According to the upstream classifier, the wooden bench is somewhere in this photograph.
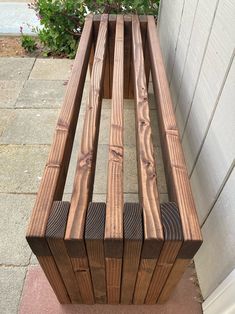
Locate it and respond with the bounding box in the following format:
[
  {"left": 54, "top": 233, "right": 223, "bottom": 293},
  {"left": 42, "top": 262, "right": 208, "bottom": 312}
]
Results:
[{"left": 26, "top": 14, "right": 202, "bottom": 305}]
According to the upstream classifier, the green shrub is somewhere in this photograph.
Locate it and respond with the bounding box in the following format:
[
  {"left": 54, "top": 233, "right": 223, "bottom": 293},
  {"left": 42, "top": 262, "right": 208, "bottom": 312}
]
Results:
[
  {"left": 20, "top": 27, "right": 37, "bottom": 52},
  {"left": 29, "top": 0, "right": 160, "bottom": 58}
]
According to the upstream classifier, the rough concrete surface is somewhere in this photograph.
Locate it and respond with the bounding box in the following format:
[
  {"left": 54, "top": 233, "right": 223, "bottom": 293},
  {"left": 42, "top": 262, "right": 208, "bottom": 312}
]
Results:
[
  {"left": 0, "top": 267, "right": 26, "bottom": 314},
  {"left": 0, "top": 193, "right": 35, "bottom": 265}
]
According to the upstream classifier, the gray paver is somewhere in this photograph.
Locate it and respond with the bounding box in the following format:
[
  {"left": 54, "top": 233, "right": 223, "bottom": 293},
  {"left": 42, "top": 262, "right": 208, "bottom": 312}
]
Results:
[
  {"left": 0, "top": 266, "right": 26, "bottom": 314},
  {"left": 0, "top": 109, "right": 59, "bottom": 144},
  {"left": 29, "top": 59, "right": 73, "bottom": 81},
  {"left": 0, "top": 145, "right": 49, "bottom": 193},
  {"left": 0, "top": 193, "right": 35, "bottom": 265},
  {"left": 0, "top": 81, "right": 24, "bottom": 108},
  {"left": 0, "top": 109, "right": 15, "bottom": 135},
  {"left": 16, "top": 80, "right": 67, "bottom": 109},
  {"left": 0, "top": 58, "right": 35, "bottom": 81}
]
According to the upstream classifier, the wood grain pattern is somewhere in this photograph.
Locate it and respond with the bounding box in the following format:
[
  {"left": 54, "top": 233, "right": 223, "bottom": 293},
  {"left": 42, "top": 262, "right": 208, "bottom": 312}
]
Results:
[
  {"left": 133, "top": 258, "right": 157, "bottom": 304},
  {"left": 85, "top": 202, "right": 106, "bottom": 304},
  {"left": 108, "top": 15, "right": 117, "bottom": 98},
  {"left": 105, "top": 258, "right": 122, "bottom": 304},
  {"left": 139, "top": 15, "right": 150, "bottom": 88},
  {"left": 89, "top": 15, "right": 100, "bottom": 76},
  {"left": 124, "top": 15, "right": 132, "bottom": 99},
  {"left": 64, "top": 14, "right": 108, "bottom": 304},
  {"left": 37, "top": 255, "right": 70, "bottom": 304},
  {"left": 65, "top": 13, "right": 108, "bottom": 249},
  {"left": 131, "top": 16, "right": 163, "bottom": 304},
  {"left": 121, "top": 203, "right": 143, "bottom": 304},
  {"left": 70, "top": 257, "right": 95, "bottom": 304},
  {"left": 158, "top": 258, "right": 190, "bottom": 303},
  {"left": 147, "top": 15, "right": 202, "bottom": 256},
  {"left": 104, "top": 15, "right": 124, "bottom": 304},
  {"left": 145, "top": 202, "right": 183, "bottom": 304},
  {"left": 26, "top": 15, "right": 93, "bottom": 304},
  {"left": 132, "top": 14, "right": 163, "bottom": 258},
  {"left": 46, "top": 201, "right": 82, "bottom": 303},
  {"left": 26, "top": 13, "right": 93, "bottom": 249}
]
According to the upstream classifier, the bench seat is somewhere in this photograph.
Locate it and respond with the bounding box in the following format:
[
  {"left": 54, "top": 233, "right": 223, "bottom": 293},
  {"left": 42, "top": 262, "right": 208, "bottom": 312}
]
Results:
[{"left": 26, "top": 14, "right": 202, "bottom": 305}]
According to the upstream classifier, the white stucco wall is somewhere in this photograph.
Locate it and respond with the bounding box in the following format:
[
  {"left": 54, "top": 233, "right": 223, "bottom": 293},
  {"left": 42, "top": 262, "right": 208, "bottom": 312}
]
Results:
[{"left": 157, "top": 0, "right": 235, "bottom": 300}]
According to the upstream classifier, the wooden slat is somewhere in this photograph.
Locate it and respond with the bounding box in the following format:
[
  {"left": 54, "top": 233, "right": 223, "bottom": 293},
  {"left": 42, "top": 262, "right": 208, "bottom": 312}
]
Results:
[
  {"left": 104, "top": 14, "right": 124, "bottom": 304},
  {"left": 158, "top": 258, "right": 190, "bottom": 303},
  {"left": 139, "top": 15, "right": 150, "bottom": 88},
  {"left": 37, "top": 255, "right": 70, "bottom": 303},
  {"left": 105, "top": 258, "right": 122, "bottom": 304},
  {"left": 103, "top": 15, "right": 110, "bottom": 98},
  {"left": 108, "top": 15, "right": 117, "bottom": 98},
  {"left": 133, "top": 258, "right": 157, "bottom": 304},
  {"left": 145, "top": 202, "right": 183, "bottom": 304},
  {"left": 131, "top": 16, "right": 163, "bottom": 301},
  {"left": 26, "top": 15, "right": 93, "bottom": 303},
  {"left": 147, "top": 15, "right": 202, "bottom": 256},
  {"left": 85, "top": 202, "right": 106, "bottom": 304},
  {"left": 89, "top": 15, "right": 100, "bottom": 76},
  {"left": 46, "top": 201, "right": 82, "bottom": 303},
  {"left": 26, "top": 13, "right": 93, "bottom": 249},
  {"left": 121, "top": 203, "right": 143, "bottom": 304},
  {"left": 65, "top": 14, "right": 108, "bottom": 304},
  {"left": 70, "top": 257, "right": 95, "bottom": 304},
  {"left": 124, "top": 15, "right": 132, "bottom": 99}
]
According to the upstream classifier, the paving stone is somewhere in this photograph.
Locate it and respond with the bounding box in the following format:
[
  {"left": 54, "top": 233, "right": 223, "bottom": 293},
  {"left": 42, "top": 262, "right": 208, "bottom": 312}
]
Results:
[
  {"left": 0, "top": 109, "right": 15, "bottom": 135},
  {"left": 0, "top": 109, "right": 59, "bottom": 144},
  {"left": 29, "top": 59, "right": 73, "bottom": 81},
  {"left": 0, "top": 80, "right": 24, "bottom": 108},
  {"left": 0, "top": 57, "right": 35, "bottom": 80},
  {"left": 19, "top": 265, "right": 202, "bottom": 314},
  {"left": 0, "top": 145, "right": 49, "bottom": 193},
  {"left": 16, "top": 80, "right": 67, "bottom": 109},
  {"left": 0, "top": 266, "right": 26, "bottom": 314},
  {"left": 0, "top": 193, "right": 35, "bottom": 265}
]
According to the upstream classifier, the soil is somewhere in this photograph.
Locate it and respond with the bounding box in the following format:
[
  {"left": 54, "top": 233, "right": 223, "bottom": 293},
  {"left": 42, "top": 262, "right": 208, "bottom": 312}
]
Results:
[{"left": 0, "top": 36, "right": 43, "bottom": 57}]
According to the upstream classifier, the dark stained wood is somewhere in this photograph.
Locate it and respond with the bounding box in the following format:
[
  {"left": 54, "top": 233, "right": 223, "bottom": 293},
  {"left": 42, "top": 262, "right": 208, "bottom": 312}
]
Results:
[
  {"left": 139, "top": 15, "right": 150, "bottom": 88},
  {"left": 133, "top": 258, "right": 157, "bottom": 304},
  {"left": 64, "top": 14, "right": 108, "bottom": 304},
  {"left": 108, "top": 15, "right": 117, "bottom": 98},
  {"left": 65, "top": 13, "right": 108, "bottom": 253},
  {"left": 103, "top": 15, "right": 110, "bottom": 98},
  {"left": 37, "top": 255, "right": 71, "bottom": 303},
  {"left": 89, "top": 15, "right": 100, "bottom": 76},
  {"left": 104, "top": 14, "right": 124, "bottom": 304},
  {"left": 124, "top": 15, "right": 132, "bottom": 99},
  {"left": 26, "top": 15, "right": 93, "bottom": 304},
  {"left": 26, "top": 15, "right": 202, "bottom": 305},
  {"left": 158, "top": 258, "right": 191, "bottom": 303},
  {"left": 70, "top": 257, "right": 95, "bottom": 304},
  {"left": 131, "top": 14, "right": 163, "bottom": 259},
  {"left": 85, "top": 202, "right": 106, "bottom": 304},
  {"left": 26, "top": 13, "right": 94, "bottom": 251},
  {"left": 105, "top": 258, "right": 122, "bottom": 304},
  {"left": 131, "top": 16, "right": 164, "bottom": 304},
  {"left": 46, "top": 201, "right": 82, "bottom": 303},
  {"left": 121, "top": 203, "right": 143, "bottom": 304},
  {"left": 147, "top": 15, "right": 202, "bottom": 254},
  {"left": 145, "top": 202, "right": 183, "bottom": 304}
]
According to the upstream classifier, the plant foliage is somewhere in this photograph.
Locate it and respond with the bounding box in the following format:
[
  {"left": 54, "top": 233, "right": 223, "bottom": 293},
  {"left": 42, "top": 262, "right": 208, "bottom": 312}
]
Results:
[{"left": 28, "top": 0, "right": 160, "bottom": 58}]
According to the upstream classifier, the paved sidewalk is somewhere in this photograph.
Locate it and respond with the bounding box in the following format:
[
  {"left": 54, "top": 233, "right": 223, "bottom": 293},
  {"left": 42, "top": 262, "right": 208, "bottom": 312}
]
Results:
[
  {"left": 0, "top": 57, "right": 202, "bottom": 314},
  {"left": 0, "top": 2, "right": 41, "bottom": 35}
]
